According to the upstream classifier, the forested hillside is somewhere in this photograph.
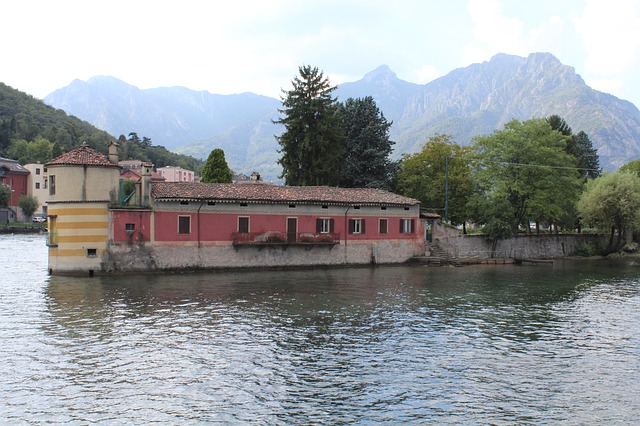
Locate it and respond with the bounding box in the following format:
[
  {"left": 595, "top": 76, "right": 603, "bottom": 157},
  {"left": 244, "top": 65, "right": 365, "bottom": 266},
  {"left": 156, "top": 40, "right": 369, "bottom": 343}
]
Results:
[{"left": 0, "top": 83, "right": 203, "bottom": 171}]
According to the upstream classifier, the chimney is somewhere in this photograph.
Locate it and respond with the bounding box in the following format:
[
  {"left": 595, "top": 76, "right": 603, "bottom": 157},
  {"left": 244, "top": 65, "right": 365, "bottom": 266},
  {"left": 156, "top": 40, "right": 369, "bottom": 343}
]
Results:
[
  {"left": 140, "top": 162, "right": 153, "bottom": 207},
  {"left": 108, "top": 141, "right": 119, "bottom": 164}
]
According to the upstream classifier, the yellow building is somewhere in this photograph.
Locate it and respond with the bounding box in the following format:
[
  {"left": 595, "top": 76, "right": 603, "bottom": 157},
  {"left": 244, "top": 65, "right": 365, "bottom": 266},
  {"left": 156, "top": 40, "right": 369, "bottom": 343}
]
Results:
[{"left": 46, "top": 142, "right": 120, "bottom": 275}]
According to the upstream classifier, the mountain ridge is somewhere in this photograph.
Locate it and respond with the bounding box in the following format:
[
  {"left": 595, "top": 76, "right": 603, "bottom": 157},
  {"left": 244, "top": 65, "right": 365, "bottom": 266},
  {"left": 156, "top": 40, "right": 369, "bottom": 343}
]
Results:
[{"left": 43, "top": 52, "right": 640, "bottom": 181}]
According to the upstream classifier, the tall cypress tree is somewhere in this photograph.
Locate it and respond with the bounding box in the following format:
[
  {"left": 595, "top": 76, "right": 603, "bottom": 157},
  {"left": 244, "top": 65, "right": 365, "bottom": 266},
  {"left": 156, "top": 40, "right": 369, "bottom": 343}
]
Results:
[
  {"left": 275, "top": 65, "right": 344, "bottom": 186},
  {"left": 201, "top": 148, "right": 233, "bottom": 183},
  {"left": 337, "top": 96, "right": 394, "bottom": 189}
]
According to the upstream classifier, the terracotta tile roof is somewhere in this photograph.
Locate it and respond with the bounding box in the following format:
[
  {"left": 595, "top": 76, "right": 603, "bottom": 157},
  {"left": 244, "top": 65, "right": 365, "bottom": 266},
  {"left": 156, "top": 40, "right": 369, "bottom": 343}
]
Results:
[
  {"left": 151, "top": 182, "right": 419, "bottom": 206},
  {"left": 46, "top": 144, "right": 119, "bottom": 167}
]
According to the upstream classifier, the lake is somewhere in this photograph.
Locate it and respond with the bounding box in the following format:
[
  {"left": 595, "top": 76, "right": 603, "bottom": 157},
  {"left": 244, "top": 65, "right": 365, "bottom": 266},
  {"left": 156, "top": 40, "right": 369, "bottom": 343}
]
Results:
[{"left": 1, "top": 233, "right": 639, "bottom": 424}]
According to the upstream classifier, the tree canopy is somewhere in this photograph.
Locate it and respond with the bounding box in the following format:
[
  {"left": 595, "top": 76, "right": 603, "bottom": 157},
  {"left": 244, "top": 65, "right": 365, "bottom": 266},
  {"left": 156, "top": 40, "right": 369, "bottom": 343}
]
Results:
[
  {"left": 0, "top": 185, "right": 10, "bottom": 208},
  {"left": 275, "top": 65, "right": 344, "bottom": 186},
  {"left": 18, "top": 194, "right": 39, "bottom": 219},
  {"left": 395, "top": 134, "right": 472, "bottom": 226},
  {"left": 577, "top": 171, "right": 640, "bottom": 254},
  {"left": 337, "top": 96, "right": 394, "bottom": 189},
  {"left": 469, "top": 118, "right": 582, "bottom": 234},
  {"left": 546, "top": 115, "right": 601, "bottom": 180},
  {"left": 201, "top": 148, "right": 233, "bottom": 183}
]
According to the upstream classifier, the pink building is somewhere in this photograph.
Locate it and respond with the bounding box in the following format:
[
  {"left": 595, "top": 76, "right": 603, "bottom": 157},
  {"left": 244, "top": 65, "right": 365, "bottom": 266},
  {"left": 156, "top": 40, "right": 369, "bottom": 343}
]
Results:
[
  {"left": 47, "top": 144, "right": 425, "bottom": 275},
  {"left": 156, "top": 166, "right": 195, "bottom": 182}
]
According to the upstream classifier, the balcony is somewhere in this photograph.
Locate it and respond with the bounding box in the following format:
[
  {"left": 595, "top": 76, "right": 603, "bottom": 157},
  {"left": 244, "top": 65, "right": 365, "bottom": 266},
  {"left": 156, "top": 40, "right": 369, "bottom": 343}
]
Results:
[{"left": 232, "top": 231, "right": 340, "bottom": 250}]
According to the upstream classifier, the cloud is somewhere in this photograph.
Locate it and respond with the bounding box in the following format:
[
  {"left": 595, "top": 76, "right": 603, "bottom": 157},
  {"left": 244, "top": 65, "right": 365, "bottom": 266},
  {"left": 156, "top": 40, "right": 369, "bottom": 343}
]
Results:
[
  {"left": 462, "top": 0, "right": 566, "bottom": 65},
  {"left": 587, "top": 78, "right": 628, "bottom": 98},
  {"left": 574, "top": 0, "right": 640, "bottom": 75}
]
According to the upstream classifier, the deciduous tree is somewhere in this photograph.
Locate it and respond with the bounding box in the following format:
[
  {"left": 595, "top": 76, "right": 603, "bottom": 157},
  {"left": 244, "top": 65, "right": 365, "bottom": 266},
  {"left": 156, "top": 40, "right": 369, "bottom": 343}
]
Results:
[
  {"left": 470, "top": 118, "right": 581, "bottom": 234},
  {"left": 0, "top": 185, "right": 10, "bottom": 208},
  {"left": 577, "top": 172, "right": 640, "bottom": 254},
  {"left": 395, "top": 134, "right": 473, "bottom": 228},
  {"left": 18, "top": 194, "right": 39, "bottom": 219},
  {"left": 275, "top": 65, "right": 344, "bottom": 186}
]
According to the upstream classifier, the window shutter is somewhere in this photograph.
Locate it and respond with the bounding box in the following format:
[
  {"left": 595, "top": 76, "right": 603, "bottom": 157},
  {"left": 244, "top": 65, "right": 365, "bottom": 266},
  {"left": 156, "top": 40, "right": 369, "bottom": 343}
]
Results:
[
  {"left": 399, "top": 219, "right": 403, "bottom": 233},
  {"left": 329, "top": 219, "right": 334, "bottom": 233},
  {"left": 348, "top": 219, "right": 355, "bottom": 234},
  {"left": 316, "top": 218, "right": 322, "bottom": 233},
  {"left": 410, "top": 219, "right": 415, "bottom": 233},
  {"left": 361, "top": 219, "right": 366, "bottom": 234}
]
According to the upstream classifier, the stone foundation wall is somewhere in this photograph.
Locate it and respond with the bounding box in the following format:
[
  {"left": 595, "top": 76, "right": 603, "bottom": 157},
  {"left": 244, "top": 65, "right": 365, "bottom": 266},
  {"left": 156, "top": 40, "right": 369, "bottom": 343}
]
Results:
[
  {"left": 102, "top": 239, "right": 423, "bottom": 273},
  {"left": 436, "top": 233, "right": 606, "bottom": 259}
]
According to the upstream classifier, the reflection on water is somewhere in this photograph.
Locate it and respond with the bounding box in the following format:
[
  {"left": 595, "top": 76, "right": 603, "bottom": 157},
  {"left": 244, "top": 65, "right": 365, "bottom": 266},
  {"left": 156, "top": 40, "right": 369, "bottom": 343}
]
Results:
[{"left": 2, "top": 234, "right": 640, "bottom": 424}]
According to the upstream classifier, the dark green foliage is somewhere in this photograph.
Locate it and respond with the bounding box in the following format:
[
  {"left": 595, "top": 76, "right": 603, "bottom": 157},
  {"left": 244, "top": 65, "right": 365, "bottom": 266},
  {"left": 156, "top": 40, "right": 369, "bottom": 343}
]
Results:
[
  {"left": 0, "top": 185, "right": 10, "bottom": 208},
  {"left": 571, "top": 130, "right": 601, "bottom": 179},
  {"left": 201, "top": 148, "right": 233, "bottom": 183},
  {"left": 470, "top": 118, "right": 582, "bottom": 234},
  {"left": 18, "top": 195, "right": 39, "bottom": 218},
  {"left": 547, "top": 115, "right": 601, "bottom": 180},
  {"left": 0, "top": 83, "right": 203, "bottom": 171},
  {"left": 395, "top": 134, "right": 473, "bottom": 226},
  {"left": 275, "top": 65, "right": 344, "bottom": 186},
  {"left": 546, "top": 114, "right": 572, "bottom": 136},
  {"left": 337, "top": 96, "right": 394, "bottom": 189}
]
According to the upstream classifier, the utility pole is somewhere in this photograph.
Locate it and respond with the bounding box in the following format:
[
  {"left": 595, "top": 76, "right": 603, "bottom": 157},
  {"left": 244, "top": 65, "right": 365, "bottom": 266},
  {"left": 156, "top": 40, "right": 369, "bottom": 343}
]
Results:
[{"left": 445, "top": 156, "right": 449, "bottom": 222}]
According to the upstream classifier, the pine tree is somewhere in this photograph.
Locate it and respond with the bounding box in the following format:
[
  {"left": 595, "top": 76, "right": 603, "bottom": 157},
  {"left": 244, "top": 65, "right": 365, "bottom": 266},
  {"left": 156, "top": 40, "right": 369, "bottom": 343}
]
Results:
[
  {"left": 337, "top": 96, "right": 394, "bottom": 189},
  {"left": 201, "top": 148, "right": 233, "bottom": 183},
  {"left": 275, "top": 65, "right": 344, "bottom": 186}
]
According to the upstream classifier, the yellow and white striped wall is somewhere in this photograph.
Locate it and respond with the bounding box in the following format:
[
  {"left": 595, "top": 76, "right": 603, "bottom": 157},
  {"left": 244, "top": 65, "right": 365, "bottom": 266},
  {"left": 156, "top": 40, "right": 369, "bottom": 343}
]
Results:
[{"left": 47, "top": 202, "right": 110, "bottom": 275}]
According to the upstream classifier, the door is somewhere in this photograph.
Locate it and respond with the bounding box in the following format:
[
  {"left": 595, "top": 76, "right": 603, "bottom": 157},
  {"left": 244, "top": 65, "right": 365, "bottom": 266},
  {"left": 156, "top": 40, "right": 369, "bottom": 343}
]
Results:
[{"left": 287, "top": 217, "right": 297, "bottom": 243}]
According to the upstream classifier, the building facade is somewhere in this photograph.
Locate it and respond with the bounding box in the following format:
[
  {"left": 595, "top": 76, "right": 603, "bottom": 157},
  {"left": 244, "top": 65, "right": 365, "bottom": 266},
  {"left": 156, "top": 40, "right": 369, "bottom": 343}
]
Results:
[
  {"left": 24, "top": 163, "right": 49, "bottom": 218},
  {"left": 156, "top": 166, "right": 195, "bottom": 182},
  {"left": 46, "top": 144, "right": 424, "bottom": 276},
  {"left": 0, "top": 157, "right": 30, "bottom": 222}
]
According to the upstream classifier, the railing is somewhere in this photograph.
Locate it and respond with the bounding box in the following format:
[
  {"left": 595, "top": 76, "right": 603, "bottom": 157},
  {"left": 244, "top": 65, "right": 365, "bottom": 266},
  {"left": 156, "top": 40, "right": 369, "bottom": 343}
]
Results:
[{"left": 232, "top": 231, "right": 340, "bottom": 246}]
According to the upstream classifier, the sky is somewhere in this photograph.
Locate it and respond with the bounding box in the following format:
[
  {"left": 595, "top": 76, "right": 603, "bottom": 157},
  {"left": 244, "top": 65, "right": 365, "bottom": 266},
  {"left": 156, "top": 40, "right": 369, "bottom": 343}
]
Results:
[{"left": 3, "top": 0, "right": 640, "bottom": 107}]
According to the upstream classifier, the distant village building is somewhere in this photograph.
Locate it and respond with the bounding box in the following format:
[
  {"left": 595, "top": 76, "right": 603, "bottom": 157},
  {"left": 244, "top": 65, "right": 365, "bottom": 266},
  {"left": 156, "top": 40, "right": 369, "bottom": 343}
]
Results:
[
  {"left": 24, "top": 163, "right": 50, "bottom": 218},
  {"left": 0, "top": 157, "right": 30, "bottom": 222},
  {"left": 156, "top": 166, "right": 195, "bottom": 182},
  {"left": 44, "top": 143, "right": 425, "bottom": 276}
]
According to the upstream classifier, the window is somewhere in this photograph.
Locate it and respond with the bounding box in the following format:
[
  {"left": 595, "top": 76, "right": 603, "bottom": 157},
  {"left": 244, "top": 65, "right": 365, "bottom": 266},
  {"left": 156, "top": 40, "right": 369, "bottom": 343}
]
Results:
[
  {"left": 178, "top": 216, "right": 191, "bottom": 234},
  {"left": 35, "top": 182, "right": 40, "bottom": 189},
  {"left": 125, "top": 223, "right": 135, "bottom": 231},
  {"left": 240, "top": 203, "right": 248, "bottom": 207},
  {"left": 380, "top": 206, "right": 387, "bottom": 211},
  {"left": 87, "top": 248, "right": 97, "bottom": 257},
  {"left": 238, "top": 217, "right": 249, "bottom": 234},
  {"left": 208, "top": 201, "right": 216, "bottom": 206},
  {"left": 322, "top": 205, "right": 328, "bottom": 209},
  {"left": 316, "top": 218, "right": 334, "bottom": 234},
  {"left": 379, "top": 218, "right": 388, "bottom": 234},
  {"left": 49, "top": 175, "right": 55, "bottom": 195},
  {"left": 35, "top": 168, "right": 41, "bottom": 175},
  {"left": 400, "top": 218, "right": 415, "bottom": 234},
  {"left": 354, "top": 206, "right": 360, "bottom": 210},
  {"left": 180, "top": 200, "right": 189, "bottom": 205},
  {"left": 289, "top": 204, "right": 296, "bottom": 208},
  {"left": 348, "top": 218, "right": 365, "bottom": 234}
]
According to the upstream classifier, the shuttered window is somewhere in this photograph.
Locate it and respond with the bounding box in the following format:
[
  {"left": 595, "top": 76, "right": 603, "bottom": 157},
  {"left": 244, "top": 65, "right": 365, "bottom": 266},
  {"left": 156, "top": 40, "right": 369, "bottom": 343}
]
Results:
[
  {"left": 316, "top": 218, "right": 334, "bottom": 234},
  {"left": 348, "top": 218, "right": 365, "bottom": 234},
  {"left": 400, "top": 218, "right": 415, "bottom": 234}
]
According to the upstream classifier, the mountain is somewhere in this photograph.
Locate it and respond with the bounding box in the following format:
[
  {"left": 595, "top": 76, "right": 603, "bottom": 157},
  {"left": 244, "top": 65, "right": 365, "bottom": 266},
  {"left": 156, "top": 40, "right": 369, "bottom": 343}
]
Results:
[{"left": 44, "top": 53, "right": 640, "bottom": 180}]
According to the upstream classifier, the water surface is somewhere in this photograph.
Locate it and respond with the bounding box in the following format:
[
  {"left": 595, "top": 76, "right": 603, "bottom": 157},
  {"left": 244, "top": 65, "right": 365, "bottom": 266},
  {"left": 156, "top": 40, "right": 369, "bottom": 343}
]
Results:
[{"left": 1, "top": 234, "right": 639, "bottom": 424}]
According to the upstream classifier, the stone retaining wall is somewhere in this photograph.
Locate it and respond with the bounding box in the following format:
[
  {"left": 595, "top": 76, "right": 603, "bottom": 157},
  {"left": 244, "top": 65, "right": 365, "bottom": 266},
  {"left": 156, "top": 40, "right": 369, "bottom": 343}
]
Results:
[{"left": 436, "top": 233, "right": 606, "bottom": 259}]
